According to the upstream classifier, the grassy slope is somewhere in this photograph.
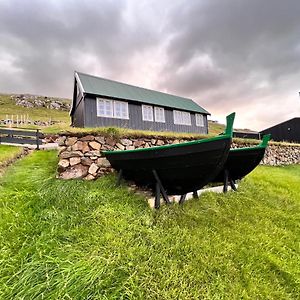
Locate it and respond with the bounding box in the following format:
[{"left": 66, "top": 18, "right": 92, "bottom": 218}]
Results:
[
  {"left": 0, "top": 151, "right": 299, "bottom": 299},
  {"left": 0, "top": 94, "right": 70, "bottom": 124},
  {"left": 0, "top": 145, "right": 23, "bottom": 164}
]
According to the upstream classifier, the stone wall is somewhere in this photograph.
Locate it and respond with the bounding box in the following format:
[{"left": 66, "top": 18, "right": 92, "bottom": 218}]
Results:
[{"left": 57, "top": 135, "right": 300, "bottom": 180}]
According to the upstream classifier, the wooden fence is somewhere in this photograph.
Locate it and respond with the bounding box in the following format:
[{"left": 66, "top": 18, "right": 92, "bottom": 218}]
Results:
[{"left": 0, "top": 127, "right": 44, "bottom": 149}]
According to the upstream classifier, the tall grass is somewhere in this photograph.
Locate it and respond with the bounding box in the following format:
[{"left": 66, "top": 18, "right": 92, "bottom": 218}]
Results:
[{"left": 0, "top": 151, "right": 299, "bottom": 299}]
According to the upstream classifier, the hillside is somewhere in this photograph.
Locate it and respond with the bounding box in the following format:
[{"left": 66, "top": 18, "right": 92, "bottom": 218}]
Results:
[
  {"left": 0, "top": 93, "right": 225, "bottom": 134},
  {"left": 0, "top": 150, "right": 299, "bottom": 299},
  {"left": 0, "top": 93, "right": 70, "bottom": 126}
]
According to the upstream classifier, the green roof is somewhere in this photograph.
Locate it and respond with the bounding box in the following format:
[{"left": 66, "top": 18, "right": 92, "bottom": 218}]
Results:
[{"left": 75, "top": 72, "right": 210, "bottom": 114}]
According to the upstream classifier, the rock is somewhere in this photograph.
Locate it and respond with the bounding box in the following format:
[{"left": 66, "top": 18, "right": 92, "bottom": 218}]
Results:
[
  {"left": 57, "top": 136, "right": 66, "bottom": 146},
  {"left": 97, "top": 157, "right": 111, "bottom": 167},
  {"left": 84, "top": 174, "right": 95, "bottom": 181},
  {"left": 95, "top": 136, "right": 105, "bottom": 144},
  {"left": 81, "top": 157, "right": 93, "bottom": 166},
  {"left": 50, "top": 102, "right": 61, "bottom": 110},
  {"left": 65, "top": 137, "right": 77, "bottom": 146},
  {"left": 58, "top": 159, "right": 69, "bottom": 169},
  {"left": 88, "top": 163, "right": 99, "bottom": 175},
  {"left": 59, "top": 165, "right": 88, "bottom": 179},
  {"left": 106, "top": 137, "right": 116, "bottom": 147},
  {"left": 60, "top": 151, "right": 83, "bottom": 159},
  {"left": 89, "top": 141, "right": 101, "bottom": 150},
  {"left": 116, "top": 143, "right": 125, "bottom": 150},
  {"left": 70, "top": 157, "right": 81, "bottom": 166},
  {"left": 79, "top": 135, "right": 95, "bottom": 141},
  {"left": 85, "top": 151, "right": 101, "bottom": 157},
  {"left": 133, "top": 140, "right": 145, "bottom": 147},
  {"left": 58, "top": 146, "right": 67, "bottom": 154},
  {"left": 120, "top": 138, "right": 132, "bottom": 146},
  {"left": 156, "top": 139, "right": 164, "bottom": 146},
  {"left": 151, "top": 139, "right": 156, "bottom": 145},
  {"left": 126, "top": 145, "right": 135, "bottom": 150}
]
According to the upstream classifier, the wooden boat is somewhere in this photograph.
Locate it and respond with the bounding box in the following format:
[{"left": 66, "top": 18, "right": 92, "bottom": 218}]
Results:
[
  {"left": 103, "top": 113, "right": 235, "bottom": 208},
  {"left": 212, "top": 134, "right": 271, "bottom": 192}
]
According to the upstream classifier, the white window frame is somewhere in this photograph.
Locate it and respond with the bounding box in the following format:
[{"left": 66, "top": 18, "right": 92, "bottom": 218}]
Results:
[
  {"left": 97, "top": 98, "right": 113, "bottom": 118},
  {"left": 154, "top": 107, "right": 165, "bottom": 123},
  {"left": 142, "top": 105, "right": 154, "bottom": 122},
  {"left": 173, "top": 110, "right": 191, "bottom": 126},
  {"left": 96, "top": 98, "right": 129, "bottom": 119},
  {"left": 113, "top": 100, "right": 129, "bottom": 120},
  {"left": 195, "top": 114, "right": 204, "bottom": 127}
]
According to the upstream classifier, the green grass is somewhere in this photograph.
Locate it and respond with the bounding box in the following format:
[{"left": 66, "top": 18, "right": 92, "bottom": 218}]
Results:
[
  {"left": 0, "top": 151, "right": 299, "bottom": 299},
  {"left": 0, "top": 145, "right": 23, "bottom": 164}
]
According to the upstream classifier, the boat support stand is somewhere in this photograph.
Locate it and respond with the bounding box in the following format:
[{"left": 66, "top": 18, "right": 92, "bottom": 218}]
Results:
[
  {"left": 152, "top": 170, "right": 171, "bottom": 209},
  {"left": 223, "top": 169, "right": 237, "bottom": 193},
  {"left": 116, "top": 169, "right": 123, "bottom": 186}
]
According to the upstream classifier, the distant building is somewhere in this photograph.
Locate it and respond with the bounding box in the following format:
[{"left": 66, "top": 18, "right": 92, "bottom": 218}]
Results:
[
  {"left": 260, "top": 118, "right": 300, "bottom": 143},
  {"left": 70, "top": 71, "right": 210, "bottom": 134},
  {"left": 233, "top": 131, "right": 261, "bottom": 140}
]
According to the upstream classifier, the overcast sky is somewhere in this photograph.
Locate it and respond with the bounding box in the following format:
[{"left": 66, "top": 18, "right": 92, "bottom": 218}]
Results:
[{"left": 0, "top": 0, "right": 299, "bottom": 130}]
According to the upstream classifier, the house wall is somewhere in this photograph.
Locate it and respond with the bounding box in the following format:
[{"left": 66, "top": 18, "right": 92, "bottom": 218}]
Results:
[
  {"left": 73, "top": 98, "right": 85, "bottom": 127},
  {"left": 260, "top": 118, "right": 300, "bottom": 143},
  {"left": 83, "top": 96, "right": 208, "bottom": 134}
]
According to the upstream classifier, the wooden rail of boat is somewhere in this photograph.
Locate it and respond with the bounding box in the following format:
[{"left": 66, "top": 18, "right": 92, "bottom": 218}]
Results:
[
  {"left": 212, "top": 134, "right": 271, "bottom": 192},
  {"left": 104, "top": 113, "right": 236, "bottom": 208}
]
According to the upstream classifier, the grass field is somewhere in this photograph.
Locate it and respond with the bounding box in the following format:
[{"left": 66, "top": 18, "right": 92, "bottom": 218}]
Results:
[
  {"left": 0, "top": 151, "right": 299, "bottom": 299},
  {"left": 0, "top": 145, "right": 23, "bottom": 164}
]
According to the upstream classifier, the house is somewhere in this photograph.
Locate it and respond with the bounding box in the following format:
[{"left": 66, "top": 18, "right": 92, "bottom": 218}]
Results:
[
  {"left": 233, "top": 130, "right": 261, "bottom": 140},
  {"left": 260, "top": 118, "right": 300, "bottom": 143},
  {"left": 70, "top": 72, "right": 210, "bottom": 134}
]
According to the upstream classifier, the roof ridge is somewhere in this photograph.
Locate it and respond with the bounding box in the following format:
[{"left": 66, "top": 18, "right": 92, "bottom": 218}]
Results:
[{"left": 75, "top": 71, "right": 194, "bottom": 102}]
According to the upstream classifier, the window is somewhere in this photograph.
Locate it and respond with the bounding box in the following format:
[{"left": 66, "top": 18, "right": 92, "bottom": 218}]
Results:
[
  {"left": 154, "top": 107, "right": 165, "bottom": 123},
  {"left": 97, "top": 98, "right": 128, "bottom": 119},
  {"left": 195, "top": 114, "right": 204, "bottom": 127},
  {"left": 142, "top": 105, "right": 154, "bottom": 121},
  {"left": 114, "top": 100, "right": 129, "bottom": 119},
  {"left": 173, "top": 110, "right": 191, "bottom": 125}
]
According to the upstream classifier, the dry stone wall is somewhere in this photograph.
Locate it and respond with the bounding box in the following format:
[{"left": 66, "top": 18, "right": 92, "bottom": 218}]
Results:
[{"left": 57, "top": 135, "right": 300, "bottom": 180}]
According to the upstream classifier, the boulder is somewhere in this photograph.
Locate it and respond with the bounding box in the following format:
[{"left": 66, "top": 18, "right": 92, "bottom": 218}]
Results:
[
  {"left": 89, "top": 141, "right": 101, "bottom": 150},
  {"left": 60, "top": 151, "right": 83, "bottom": 159},
  {"left": 120, "top": 138, "right": 132, "bottom": 146},
  {"left": 81, "top": 157, "right": 93, "bottom": 166},
  {"left": 65, "top": 137, "right": 77, "bottom": 146},
  {"left": 88, "top": 163, "right": 99, "bottom": 175},
  {"left": 116, "top": 143, "right": 125, "bottom": 150},
  {"left": 79, "top": 135, "right": 95, "bottom": 141},
  {"left": 58, "top": 159, "right": 69, "bottom": 169},
  {"left": 69, "top": 157, "right": 81, "bottom": 166},
  {"left": 97, "top": 157, "right": 111, "bottom": 167},
  {"left": 59, "top": 165, "right": 89, "bottom": 179}
]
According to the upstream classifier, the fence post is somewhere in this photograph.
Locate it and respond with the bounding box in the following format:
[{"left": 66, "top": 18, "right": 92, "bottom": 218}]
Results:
[{"left": 36, "top": 129, "right": 40, "bottom": 150}]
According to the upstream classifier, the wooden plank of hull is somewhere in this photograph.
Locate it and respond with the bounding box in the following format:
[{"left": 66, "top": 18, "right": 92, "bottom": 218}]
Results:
[
  {"left": 213, "top": 147, "right": 266, "bottom": 182},
  {"left": 106, "top": 137, "right": 231, "bottom": 195}
]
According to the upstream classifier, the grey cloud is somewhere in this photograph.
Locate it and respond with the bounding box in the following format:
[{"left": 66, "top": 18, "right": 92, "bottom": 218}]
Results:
[{"left": 0, "top": 0, "right": 299, "bottom": 129}]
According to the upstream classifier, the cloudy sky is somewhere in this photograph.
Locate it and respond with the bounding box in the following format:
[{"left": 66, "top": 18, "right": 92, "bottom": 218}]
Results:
[{"left": 0, "top": 0, "right": 299, "bottom": 130}]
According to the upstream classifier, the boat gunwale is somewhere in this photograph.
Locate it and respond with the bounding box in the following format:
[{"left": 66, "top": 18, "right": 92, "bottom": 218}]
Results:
[
  {"left": 103, "top": 134, "right": 231, "bottom": 155},
  {"left": 229, "top": 134, "right": 271, "bottom": 153}
]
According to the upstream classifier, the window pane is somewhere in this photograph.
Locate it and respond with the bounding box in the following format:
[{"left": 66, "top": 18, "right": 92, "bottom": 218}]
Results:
[
  {"left": 142, "top": 105, "right": 153, "bottom": 121},
  {"left": 155, "top": 107, "right": 165, "bottom": 122},
  {"left": 196, "top": 114, "right": 204, "bottom": 126}
]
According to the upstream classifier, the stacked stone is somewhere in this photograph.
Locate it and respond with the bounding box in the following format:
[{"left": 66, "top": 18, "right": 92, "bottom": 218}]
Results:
[
  {"left": 261, "top": 144, "right": 300, "bottom": 166},
  {"left": 57, "top": 135, "right": 185, "bottom": 180},
  {"left": 58, "top": 135, "right": 300, "bottom": 180}
]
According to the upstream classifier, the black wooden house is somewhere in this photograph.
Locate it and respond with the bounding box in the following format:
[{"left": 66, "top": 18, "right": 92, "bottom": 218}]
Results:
[
  {"left": 70, "top": 72, "right": 210, "bottom": 134},
  {"left": 260, "top": 118, "right": 300, "bottom": 143}
]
